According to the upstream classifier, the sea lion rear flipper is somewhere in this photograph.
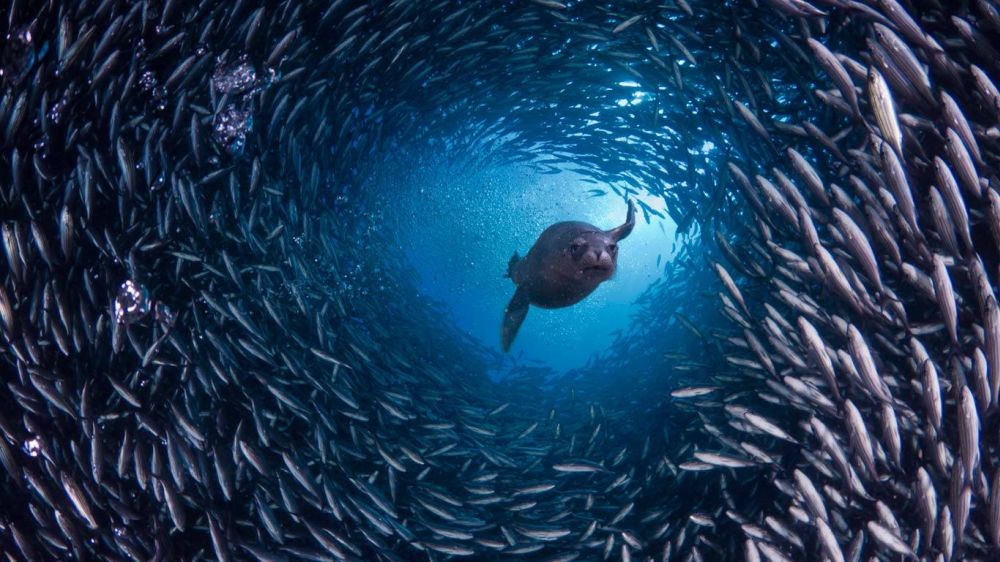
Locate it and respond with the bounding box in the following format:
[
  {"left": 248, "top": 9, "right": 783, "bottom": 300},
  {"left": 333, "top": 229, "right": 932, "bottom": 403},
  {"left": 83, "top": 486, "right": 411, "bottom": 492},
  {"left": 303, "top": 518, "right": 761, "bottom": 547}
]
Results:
[
  {"left": 501, "top": 287, "right": 529, "bottom": 352},
  {"left": 606, "top": 199, "right": 636, "bottom": 242}
]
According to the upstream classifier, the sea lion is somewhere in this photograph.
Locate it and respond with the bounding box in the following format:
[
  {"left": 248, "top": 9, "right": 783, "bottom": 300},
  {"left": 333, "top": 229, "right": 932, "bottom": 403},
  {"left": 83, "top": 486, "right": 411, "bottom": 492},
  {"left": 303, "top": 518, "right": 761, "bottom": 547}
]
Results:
[{"left": 501, "top": 199, "right": 636, "bottom": 352}]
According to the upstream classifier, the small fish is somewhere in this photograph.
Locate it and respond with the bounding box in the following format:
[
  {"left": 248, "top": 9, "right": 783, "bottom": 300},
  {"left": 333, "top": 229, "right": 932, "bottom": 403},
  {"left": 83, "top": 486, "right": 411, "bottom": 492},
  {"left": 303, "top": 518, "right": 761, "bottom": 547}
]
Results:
[
  {"left": 671, "top": 386, "right": 719, "bottom": 398},
  {"left": 693, "top": 451, "right": 755, "bottom": 468},
  {"left": 866, "top": 520, "right": 915, "bottom": 558},
  {"left": 867, "top": 67, "right": 902, "bottom": 159}
]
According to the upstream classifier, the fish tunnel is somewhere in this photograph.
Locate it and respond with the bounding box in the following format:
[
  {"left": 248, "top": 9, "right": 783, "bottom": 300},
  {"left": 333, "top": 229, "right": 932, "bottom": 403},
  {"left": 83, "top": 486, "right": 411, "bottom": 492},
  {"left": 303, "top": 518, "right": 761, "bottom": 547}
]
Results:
[{"left": 1, "top": 0, "right": 999, "bottom": 560}]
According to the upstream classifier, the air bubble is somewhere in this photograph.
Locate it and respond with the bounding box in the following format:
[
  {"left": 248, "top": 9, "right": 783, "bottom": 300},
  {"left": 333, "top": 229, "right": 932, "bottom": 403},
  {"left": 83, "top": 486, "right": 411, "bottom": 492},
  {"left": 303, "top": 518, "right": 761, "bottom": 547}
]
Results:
[
  {"left": 47, "top": 98, "right": 67, "bottom": 124},
  {"left": 140, "top": 70, "right": 157, "bottom": 92},
  {"left": 212, "top": 57, "right": 257, "bottom": 95},
  {"left": 212, "top": 106, "right": 252, "bottom": 156},
  {"left": 23, "top": 436, "right": 41, "bottom": 457},
  {"left": 114, "top": 280, "right": 151, "bottom": 325}
]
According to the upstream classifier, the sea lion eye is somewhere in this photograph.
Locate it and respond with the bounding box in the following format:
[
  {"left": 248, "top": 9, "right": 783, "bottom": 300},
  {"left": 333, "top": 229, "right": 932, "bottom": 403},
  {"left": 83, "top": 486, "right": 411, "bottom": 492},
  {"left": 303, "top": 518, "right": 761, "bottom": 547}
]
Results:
[{"left": 608, "top": 244, "right": 617, "bottom": 253}]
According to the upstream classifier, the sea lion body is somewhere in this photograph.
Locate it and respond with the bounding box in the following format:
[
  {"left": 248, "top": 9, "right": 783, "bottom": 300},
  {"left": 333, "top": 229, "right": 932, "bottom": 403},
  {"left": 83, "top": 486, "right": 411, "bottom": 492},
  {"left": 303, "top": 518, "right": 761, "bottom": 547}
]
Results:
[{"left": 501, "top": 200, "right": 636, "bottom": 352}]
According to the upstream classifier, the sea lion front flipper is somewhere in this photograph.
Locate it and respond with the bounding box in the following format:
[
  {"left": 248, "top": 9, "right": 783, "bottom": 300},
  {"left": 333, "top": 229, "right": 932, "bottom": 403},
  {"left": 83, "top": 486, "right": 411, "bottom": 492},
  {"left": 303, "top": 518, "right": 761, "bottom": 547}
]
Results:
[
  {"left": 505, "top": 251, "right": 521, "bottom": 279},
  {"left": 501, "top": 287, "right": 529, "bottom": 352}
]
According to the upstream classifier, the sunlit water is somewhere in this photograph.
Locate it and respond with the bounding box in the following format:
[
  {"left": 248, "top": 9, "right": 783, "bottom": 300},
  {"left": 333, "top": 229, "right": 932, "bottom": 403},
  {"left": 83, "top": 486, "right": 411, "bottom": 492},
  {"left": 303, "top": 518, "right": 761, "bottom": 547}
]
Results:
[{"left": 395, "top": 163, "right": 678, "bottom": 372}]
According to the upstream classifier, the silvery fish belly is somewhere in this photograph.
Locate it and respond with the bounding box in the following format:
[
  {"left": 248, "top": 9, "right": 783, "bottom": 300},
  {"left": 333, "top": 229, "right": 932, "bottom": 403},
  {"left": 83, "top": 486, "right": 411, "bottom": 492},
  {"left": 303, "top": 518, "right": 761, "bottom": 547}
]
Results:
[{"left": 0, "top": 0, "right": 998, "bottom": 561}]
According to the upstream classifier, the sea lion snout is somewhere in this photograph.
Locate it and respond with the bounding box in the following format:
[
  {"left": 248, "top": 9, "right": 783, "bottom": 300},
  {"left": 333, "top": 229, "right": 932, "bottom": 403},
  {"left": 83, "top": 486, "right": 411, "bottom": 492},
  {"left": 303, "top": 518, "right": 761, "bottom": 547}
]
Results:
[{"left": 575, "top": 240, "right": 616, "bottom": 277}]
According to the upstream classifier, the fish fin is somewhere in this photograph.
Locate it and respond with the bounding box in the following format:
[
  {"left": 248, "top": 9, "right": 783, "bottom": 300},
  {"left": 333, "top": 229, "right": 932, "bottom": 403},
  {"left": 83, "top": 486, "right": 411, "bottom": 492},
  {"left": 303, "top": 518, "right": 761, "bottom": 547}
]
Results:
[
  {"left": 505, "top": 251, "right": 521, "bottom": 278},
  {"left": 501, "top": 287, "right": 529, "bottom": 352}
]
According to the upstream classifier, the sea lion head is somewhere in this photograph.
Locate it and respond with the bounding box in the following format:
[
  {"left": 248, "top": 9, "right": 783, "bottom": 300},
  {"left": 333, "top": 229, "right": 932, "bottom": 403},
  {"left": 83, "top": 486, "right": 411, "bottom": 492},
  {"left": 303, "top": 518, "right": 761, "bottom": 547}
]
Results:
[
  {"left": 555, "top": 199, "right": 636, "bottom": 284},
  {"left": 562, "top": 228, "right": 621, "bottom": 282}
]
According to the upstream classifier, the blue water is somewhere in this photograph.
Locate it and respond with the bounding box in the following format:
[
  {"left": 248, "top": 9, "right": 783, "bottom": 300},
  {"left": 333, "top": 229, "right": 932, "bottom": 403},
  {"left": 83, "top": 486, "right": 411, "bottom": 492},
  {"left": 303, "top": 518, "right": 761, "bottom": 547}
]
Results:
[{"left": 394, "top": 162, "right": 678, "bottom": 372}]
